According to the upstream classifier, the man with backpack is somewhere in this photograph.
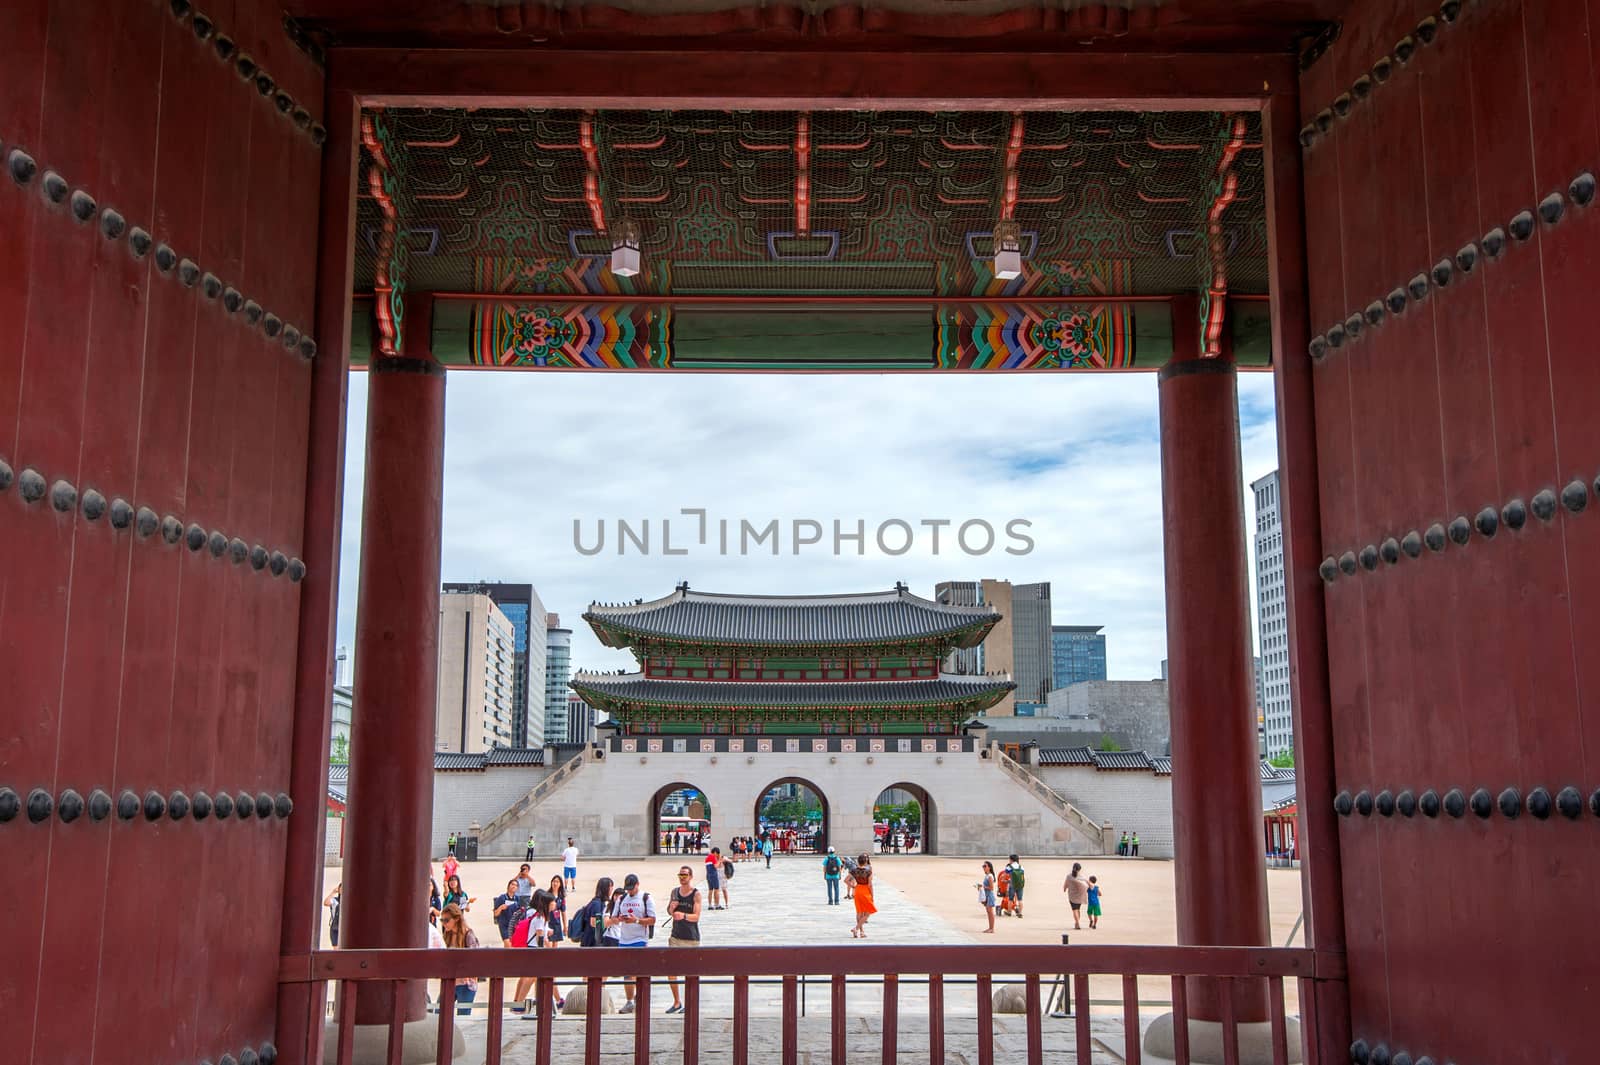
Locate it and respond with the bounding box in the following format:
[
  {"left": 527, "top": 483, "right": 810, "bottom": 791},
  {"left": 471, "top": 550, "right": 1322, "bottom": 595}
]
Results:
[
  {"left": 822, "top": 847, "right": 843, "bottom": 905},
  {"left": 606, "top": 873, "right": 656, "bottom": 1013},
  {"left": 1005, "top": 854, "right": 1026, "bottom": 919}
]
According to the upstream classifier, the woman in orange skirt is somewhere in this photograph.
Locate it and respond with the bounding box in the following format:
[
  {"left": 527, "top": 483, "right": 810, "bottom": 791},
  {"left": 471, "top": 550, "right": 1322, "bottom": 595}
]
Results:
[{"left": 847, "top": 855, "right": 876, "bottom": 938}]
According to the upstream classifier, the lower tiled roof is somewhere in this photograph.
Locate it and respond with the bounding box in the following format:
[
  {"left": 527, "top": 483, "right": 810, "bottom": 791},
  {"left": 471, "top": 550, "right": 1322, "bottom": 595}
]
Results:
[
  {"left": 571, "top": 673, "right": 1014, "bottom": 707},
  {"left": 1037, "top": 746, "right": 1095, "bottom": 766},
  {"left": 434, "top": 749, "right": 547, "bottom": 771},
  {"left": 1091, "top": 750, "right": 1153, "bottom": 771}
]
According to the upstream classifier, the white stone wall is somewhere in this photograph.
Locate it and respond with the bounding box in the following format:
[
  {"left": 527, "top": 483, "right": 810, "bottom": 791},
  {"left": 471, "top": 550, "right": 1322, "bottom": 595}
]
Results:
[
  {"left": 463, "top": 745, "right": 1106, "bottom": 859},
  {"left": 431, "top": 764, "right": 552, "bottom": 857},
  {"left": 1036, "top": 766, "right": 1174, "bottom": 858},
  {"left": 325, "top": 813, "right": 345, "bottom": 864}
]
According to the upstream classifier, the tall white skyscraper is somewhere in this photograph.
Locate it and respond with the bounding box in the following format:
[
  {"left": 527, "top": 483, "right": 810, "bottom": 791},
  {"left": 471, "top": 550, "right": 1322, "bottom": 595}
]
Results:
[
  {"left": 1251, "top": 470, "right": 1293, "bottom": 757},
  {"left": 545, "top": 617, "right": 572, "bottom": 743}
]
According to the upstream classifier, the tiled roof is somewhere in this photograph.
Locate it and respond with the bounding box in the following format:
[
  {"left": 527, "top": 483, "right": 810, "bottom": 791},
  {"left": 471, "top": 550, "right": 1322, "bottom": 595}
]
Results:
[
  {"left": 571, "top": 673, "right": 1014, "bottom": 708},
  {"left": 328, "top": 764, "right": 349, "bottom": 787},
  {"left": 1037, "top": 746, "right": 1095, "bottom": 766},
  {"left": 585, "top": 585, "right": 999, "bottom": 648},
  {"left": 486, "top": 748, "right": 546, "bottom": 766},
  {"left": 1260, "top": 762, "right": 1295, "bottom": 782},
  {"left": 432, "top": 750, "right": 548, "bottom": 771},
  {"left": 1091, "top": 750, "right": 1153, "bottom": 771},
  {"left": 1150, "top": 755, "right": 1172, "bottom": 776}
]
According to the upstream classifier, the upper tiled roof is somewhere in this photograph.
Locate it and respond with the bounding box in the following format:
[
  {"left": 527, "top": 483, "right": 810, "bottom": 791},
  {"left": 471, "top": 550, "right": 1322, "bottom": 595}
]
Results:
[
  {"left": 434, "top": 749, "right": 547, "bottom": 772},
  {"left": 1037, "top": 746, "right": 1095, "bottom": 766},
  {"left": 1091, "top": 750, "right": 1153, "bottom": 771},
  {"left": 1150, "top": 755, "right": 1173, "bottom": 776},
  {"left": 1260, "top": 762, "right": 1295, "bottom": 782},
  {"left": 585, "top": 584, "right": 999, "bottom": 649},
  {"left": 570, "top": 673, "right": 1014, "bottom": 708}
]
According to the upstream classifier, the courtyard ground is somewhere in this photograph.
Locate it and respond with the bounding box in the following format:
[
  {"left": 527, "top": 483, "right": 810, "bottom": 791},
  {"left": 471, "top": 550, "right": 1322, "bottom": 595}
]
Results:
[{"left": 318, "top": 852, "right": 1306, "bottom": 1062}]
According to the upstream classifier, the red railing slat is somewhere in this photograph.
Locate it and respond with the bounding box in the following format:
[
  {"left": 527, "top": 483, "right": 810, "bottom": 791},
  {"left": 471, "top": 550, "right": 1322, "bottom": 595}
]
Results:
[
  {"left": 535, "top": 977, "right": 554, "bottom": 1065},
  {"left": 1025, "top": 974, "right": 1043, "bottom": 1065},
  {"left": 437, "top": 977, "right": 457, "bottom": 1065},
  {"left": 1297, "top": 976, "right": 1317, "bottom": 1065},
  {"left": 782, "top": 974, "right": 798, "bottom": 1065},
  {"left": 485, "top": 978, "right": 505, "bottom": 1065},
  {"left": 1122, "top": 974, "right": 1142, "bottom": 1065},
  {"left": 928, "top": 973, "right": 944, "bottom": 1065},
  {"left": 733, "top": 974, "right": 749, "bottom": 1065},
  {"left": 831, "top": 973, "right": 847, "bottom": 1065},
  {"left": 584, "top": 976, "right": 602, "bottom": 1065},
  {"left": 881, "top": 973, "right": 898, "bottom": 1065},
  {"left": 634, "top": 976, "right": 652, "bottom": 1065},
  {"left": 976, "top": 974, "right": 994, "bottom": 1065},
  {"left": 1171, "top": 975, "right": 1191, "bottom": 1065},
  {"left": 1220, "top": 978, "right": 1240, "bottom": 1065},
  {"left": 385, "top": 982, "right": 406, "bottom": 1065},
  {"left": 684, "top": 975, "right": 700, "bottom": 1065},
  {"left": 335, "top": 980, "right": 357, "bottom": 1065},
  {"left": 1269, "top": 977, "right": 1288, "bottom": 1065},
  {"left": 1073, "top": 974, "right": 1092, "bottom": 1064}
]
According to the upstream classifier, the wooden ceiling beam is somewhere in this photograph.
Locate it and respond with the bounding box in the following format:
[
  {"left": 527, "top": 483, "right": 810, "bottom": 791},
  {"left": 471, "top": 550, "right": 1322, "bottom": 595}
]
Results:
[{"left": 332, "top": 47, "right": 1297, "bottom": 112}]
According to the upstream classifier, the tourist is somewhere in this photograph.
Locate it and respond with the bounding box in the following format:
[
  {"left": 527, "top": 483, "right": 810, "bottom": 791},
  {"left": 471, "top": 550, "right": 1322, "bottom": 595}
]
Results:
[
  {"left": 601, "top": 886, "right": 626, "bottom": 948},
  {"left": 525, "top": 833, "right": 537, "bottom": 862},
  {"left": 1005, "top": 853, "right": 1026, "bottom": 919},
  {"left": 548, "top": 874, "right": 568, "bottom": 934},
  {"left": 443, "top": 874, "right": 474, "bottom": 913},
  {"left": 510, "top": 889, "right": 554, "bottom": 1013},
  {"left": 665, "top": 864, "right": 703, "bottom": 1014},
  {"left": 719, "top": 849, "right": 736, "bottom": 908},
  {"left": 996, "top": 864, "right": 1012, "bottom": 916},
  {"left": 442, "top": 849, "right": 460, "bottom": 887},
  {"left": 429, "top": 870, "right": 443, "bottom": 925},
  {"left": 563, "top": 836, "right": 581, "bottom": 894},
  {"left": 493, "top": 879, "right": 523, "bottom": 946},
  {"left": 515, "top": 864, "right": 534, "bottom": 907},
  {"left": 847, "top": 855, "right": 876, "bottom": 937},
  {"left": 1087, "top": 876, "right": 1104, "bottom": 929},
  {"left": 438, "top": 904, "right": 480, "bottom": 1015},
  {"left": 978, "top": 861, "right": 997, "bottom": 933},
  {"left": 1130, "top": 832, "right": 1140, "bottom": 857},
  {"left": 763, "top": 835, "right": 773, "bottom": 868},
  {"left": 447, "top": 831, "right": 458, "bottom": 857},
  {"left": 822, "top": 846, "right": 843, "bottom": 905},
  {"left": 1063, "top": 862, "right": 1089, "bottom": 930},
  {"left": 323, "top": 884, "right": 341, "bottom": 947},
  {"left": 1118, "top": 831, "right": 1129, "bottom": 857},
  {"left": 704, "top": 847, "right": 722, "bottom": 909},
  {"left": 607, "top": 874, "right": 657, "bottom": 1014},
  {"left": 576, "top": 877, "right": 615, "bottom": 947}
]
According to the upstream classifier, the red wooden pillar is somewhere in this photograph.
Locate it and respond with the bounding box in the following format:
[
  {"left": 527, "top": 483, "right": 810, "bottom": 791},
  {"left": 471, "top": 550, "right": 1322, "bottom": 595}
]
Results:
[
  {"left": 342, "top": 293, "right": 445, "bottom": 1025},
  {"left": 1159, "top": 297, "right": 1270, "bottom": 1024}
]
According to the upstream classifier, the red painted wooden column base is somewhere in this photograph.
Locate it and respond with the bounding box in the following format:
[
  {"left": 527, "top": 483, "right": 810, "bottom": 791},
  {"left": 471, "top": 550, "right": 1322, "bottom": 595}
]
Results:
[
  {"left": 1158, "top": 305, "right": 1272, "bottom": 1028},
  {"left": 342, "top": 296, "right": 446, "bottom": 1027}
]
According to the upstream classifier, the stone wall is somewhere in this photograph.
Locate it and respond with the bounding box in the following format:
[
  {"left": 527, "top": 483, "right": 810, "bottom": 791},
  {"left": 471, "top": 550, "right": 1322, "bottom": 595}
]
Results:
[
  {"left": 1036, "top": 765, "right": 1174, "bottom": 858},
  {"left": 438, "top": 745, "right": 1114, "bottom": 859}
]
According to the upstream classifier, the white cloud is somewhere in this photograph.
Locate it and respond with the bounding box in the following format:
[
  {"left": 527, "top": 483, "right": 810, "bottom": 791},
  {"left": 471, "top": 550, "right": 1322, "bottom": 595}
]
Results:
[{"left": 336, "top": 370, "right": 1280, "bottom": 684}]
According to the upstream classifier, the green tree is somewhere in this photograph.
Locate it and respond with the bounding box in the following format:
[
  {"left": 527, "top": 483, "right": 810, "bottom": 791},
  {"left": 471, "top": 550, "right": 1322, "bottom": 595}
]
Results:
[
  {"left": 330, "top": 734, "right": 349, "bottom": 765},
  {"left": 1269, "top": 747, "right": 1295, "bottom": 768},
  {"left": 1096, "top": 735, "right": 1123, "bottom": 752}
]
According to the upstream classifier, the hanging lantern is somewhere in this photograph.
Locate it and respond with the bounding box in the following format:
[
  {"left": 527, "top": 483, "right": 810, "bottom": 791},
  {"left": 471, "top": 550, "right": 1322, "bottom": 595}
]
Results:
[
  {"left": 991, "top": 220, "right": 1022, "bottom": 280},
  {"left": 610, "top": 218, "right": 641, "bottom": 277}
]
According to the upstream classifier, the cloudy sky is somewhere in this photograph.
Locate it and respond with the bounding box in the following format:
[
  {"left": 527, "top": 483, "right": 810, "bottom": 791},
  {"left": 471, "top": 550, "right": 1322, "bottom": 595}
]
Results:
[{"left": 333, "top": 370, "right": 1280, "bottom": 681}]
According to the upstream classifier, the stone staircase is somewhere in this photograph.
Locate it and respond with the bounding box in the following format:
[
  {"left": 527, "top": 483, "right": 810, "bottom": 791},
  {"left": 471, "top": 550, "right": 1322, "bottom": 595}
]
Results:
[
  {"left": 993, "top": 747, "right": 1107, "bottom": 852},
  {"left": 476, "top": 751, "right": 588, "bottom": 854}
]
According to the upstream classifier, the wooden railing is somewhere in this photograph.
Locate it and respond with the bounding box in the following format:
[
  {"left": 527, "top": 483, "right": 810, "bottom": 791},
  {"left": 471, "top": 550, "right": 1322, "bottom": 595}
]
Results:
[
  {"left": 993, "top": 748, "right": 1106, "bottom": 849},
  {"left": 280, "top": 944, "right": 1341, "bottom": 1065},
  {"left": 475, "top": 752, "right": 587, "bottom": 851}
]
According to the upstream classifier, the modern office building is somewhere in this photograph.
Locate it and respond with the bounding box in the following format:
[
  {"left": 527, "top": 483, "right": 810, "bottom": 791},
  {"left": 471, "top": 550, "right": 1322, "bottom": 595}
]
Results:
[
  {"left": 435, "top": 589, "right": 521, "bottom": 752},
  {"left": 1251, "top": 470, "right": 1292, "bottom": 757},
  {"left": 934, "top": 578, "right": 1015, "bottom": 715},
  {"left": 545, "top": 616, "right": 572, "bottom": 743},
  {"left": 1011, "top": 581, "right": 1053, "bottom": 715},
  {"left": 565, "top": 692, "right": 597, "bottom": 746},
  {"left": 442, "top": 581, "right": 547, "bottom": 746},
  {"left": 1052, "top": 625, "right": 1107, "bottom": 690}
]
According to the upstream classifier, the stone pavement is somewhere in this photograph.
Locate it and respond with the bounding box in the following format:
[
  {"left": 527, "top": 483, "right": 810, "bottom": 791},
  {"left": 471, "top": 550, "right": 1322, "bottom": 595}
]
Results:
[{"left": 429, "top": 857, "right": 1138, "bottom": 1063}]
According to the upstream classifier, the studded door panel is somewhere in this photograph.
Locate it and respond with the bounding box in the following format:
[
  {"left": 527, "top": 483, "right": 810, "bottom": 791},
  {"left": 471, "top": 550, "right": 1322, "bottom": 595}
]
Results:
[
  {"left": 1300, "top": 2, "right": 1600, "bottom": 1063},
  {"left": 0, "top": 2, "right": 323, "bottom": 1063}
]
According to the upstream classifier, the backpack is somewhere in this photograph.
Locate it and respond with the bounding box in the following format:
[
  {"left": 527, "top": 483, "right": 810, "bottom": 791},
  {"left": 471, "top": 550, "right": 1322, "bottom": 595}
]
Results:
[
  {"left": 722, "top": 859, "right": 734, "bottom": 879},
  {"left": 1010, "top": 864, "right": 1026, "bottom": 890},
  {"left": 511, "top": 914, "right": 534, "bottom": 948},
  {"left": 567, "top": 905, "right": 588, "bottom": 943},
  {"left": 824, "top": 855, "right": 840, "bottom": 875}
]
